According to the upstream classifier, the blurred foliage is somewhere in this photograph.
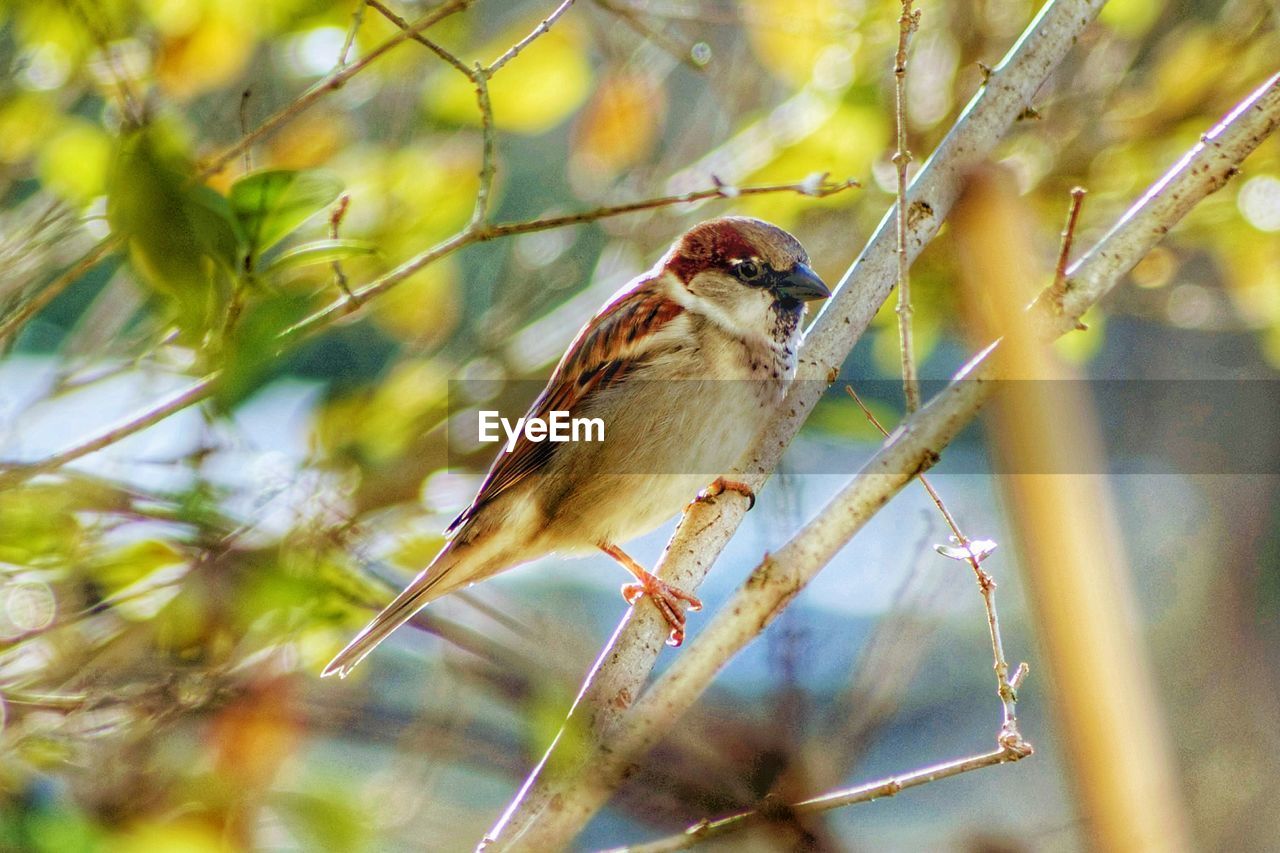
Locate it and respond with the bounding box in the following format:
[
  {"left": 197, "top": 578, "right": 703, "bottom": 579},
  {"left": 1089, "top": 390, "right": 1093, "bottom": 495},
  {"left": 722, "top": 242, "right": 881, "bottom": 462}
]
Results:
[{"left": 0, "top": 0, "right": 1278, "bottom": 849}]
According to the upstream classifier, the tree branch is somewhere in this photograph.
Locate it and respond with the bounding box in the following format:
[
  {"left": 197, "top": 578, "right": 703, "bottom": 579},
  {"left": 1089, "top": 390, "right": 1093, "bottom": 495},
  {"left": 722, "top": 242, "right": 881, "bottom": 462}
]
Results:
[
  {"left": 0, "top": 377, "right": 217, "bottom": 487},
  {"left": 363, "top": 0, "right": 500, "bottom": 225},
  {"left": 0, "top": 235, "right": 121, "bottom": 348},
  {"left": 481, "top": 1, "right": 1111, "bottom": 845},
  {"left": 494, "top": 65, "right": 1280, "bottom": 853},
  {"left": 486, "top": 0, "right": 577, "bottom": 76},
  {"left": 893, "top": 0, "right": 921, "bottom": 412},
  {"left": 609, "top": 746, "right": 1025, "bottom": 853},
  {"left": 200, "top": 0, "right": 471, "bottom": 178},
  {"left": 847, "top": 387, "right": 1030, "bottom": 753}
]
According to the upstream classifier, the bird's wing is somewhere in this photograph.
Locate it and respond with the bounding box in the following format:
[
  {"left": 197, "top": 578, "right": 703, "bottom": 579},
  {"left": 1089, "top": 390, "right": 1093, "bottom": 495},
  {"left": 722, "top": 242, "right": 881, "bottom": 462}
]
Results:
[{"left": 447, "top": 276, "right": 685, "bottom": 533}]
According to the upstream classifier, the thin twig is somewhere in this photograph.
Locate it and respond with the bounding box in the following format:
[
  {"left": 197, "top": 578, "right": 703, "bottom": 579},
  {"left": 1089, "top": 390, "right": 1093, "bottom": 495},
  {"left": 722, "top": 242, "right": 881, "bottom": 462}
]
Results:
[
  {"left": 0, "top": 377, "right": 217, "bottom": 487},
  {"left": 281, "top": 177, "right": 857, "bottom": 342},
  {"left": 0, "top": 235, "right": 122, "bottom": 348},
  {"left": 510, "top": 352, "right": 1000, "bottom": 851},
  {"left": 893, "top": 0, "right": 921, "bottom": 413},
  {"left": 329, "top": 194, "right": 358, "bottom": 305},
  {"left": 487, "top": 0, "right": 577, "bottom": 75},
  {"left": 199, "top": 0, "right": 471, "bottom": 178},
  {"left": 472, "top": 68, "right": 497, "bottom": 223},
  {"left": 338, "top": 0, "right": 368, "bottom": 68},
  {"left": 1048, "top": 186, "right": 1087, "bottom": 307},
  {"left": 847, "top": 387, "right": 1030, "bottom": 751},
  {"left": 239, "top": 88, "right": 253, "bottom": 173},
  {"left": 364, "top": 0, "right": 497, "bottom": 224},
  {"left": 485, "top": 178, "right": 857, "bottom": 236},
  {"left": 610, "top": 747, "right": 1026, "bottom": 853}
]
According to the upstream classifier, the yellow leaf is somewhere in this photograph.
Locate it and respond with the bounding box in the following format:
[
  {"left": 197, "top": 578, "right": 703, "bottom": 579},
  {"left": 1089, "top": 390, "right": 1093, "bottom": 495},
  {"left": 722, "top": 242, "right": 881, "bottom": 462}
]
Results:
[
  {"left": 572, "top": 71, "right": 666, "bottom": 177},
  {"left": 111, "top": 820, "right": 231, "bottom": 853},
  {"left": 427, "top": 24, "right": 592, "bottom": 135},
  {"left": 1099, "top": 0, "right": 1164, "bottom": 39},
  {"left": 265, "top": 110, "right": 349, "bottom": 170},
  {"left": 336, "top": 141, "right": 479, "bottom": 252},
  {"left": 37, "top": 118, "right": 113, "bottom": 204},
  {"left": 155, "top": 10, "right": 252, "bottom": 100},
  {"left": 0, "top": 92, "right": 59, "bottom": 163},
  {"left": 741, "top": 0, "right": 853, "bottom": 86},
  {"left": 89, "top": 539, "right": 187, "bottom": 595},
  {"left": 369, "top": 257, "right": 461, "bottom": 347},
  {"left": 1151, "top": 26, "right": 1228, "bottom": 119}
]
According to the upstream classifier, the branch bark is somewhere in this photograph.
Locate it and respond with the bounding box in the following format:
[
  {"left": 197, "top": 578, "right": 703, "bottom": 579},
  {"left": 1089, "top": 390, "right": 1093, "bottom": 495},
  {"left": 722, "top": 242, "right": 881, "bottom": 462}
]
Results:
[
  {"left": 200, "top": 0, "right": 472, "bottom": 177},
  {"left": 495, "top": 67, "right": 1280, "bottom": 852},
  {"left": 482, "top": 0, "right": 1110, "bottom": 845},
  {"left": 893, "top": 0, "right": 921, "bottom": 412},
  {"left": 609, "top": 747, "right": 1024, "bottom": 853}
]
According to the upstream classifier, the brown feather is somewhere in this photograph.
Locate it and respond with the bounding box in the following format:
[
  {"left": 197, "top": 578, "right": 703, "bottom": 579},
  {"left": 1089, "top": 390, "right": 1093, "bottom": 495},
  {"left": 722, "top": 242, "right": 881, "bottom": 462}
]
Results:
[{"left": 447, "top": 280, "right": 684, "bottom": 534}]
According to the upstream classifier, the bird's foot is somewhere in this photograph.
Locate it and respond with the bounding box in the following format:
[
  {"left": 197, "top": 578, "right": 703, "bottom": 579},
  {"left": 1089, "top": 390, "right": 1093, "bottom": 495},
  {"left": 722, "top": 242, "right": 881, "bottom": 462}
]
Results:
[
  {"left": 620, "top": 575, "right": 702, "bottom": 646},
  {"left": 601, "top": 542, "right": 702, "bottom": 647},
  {"left": 690, "top": 476, "right": 756, "bottom": 511}
]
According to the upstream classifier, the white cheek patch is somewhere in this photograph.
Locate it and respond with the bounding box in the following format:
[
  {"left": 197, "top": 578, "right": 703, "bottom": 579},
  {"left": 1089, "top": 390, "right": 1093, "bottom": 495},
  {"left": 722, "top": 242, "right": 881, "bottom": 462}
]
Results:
[{"left": 677, "top": 271, "right": 775, "bottom": 341}]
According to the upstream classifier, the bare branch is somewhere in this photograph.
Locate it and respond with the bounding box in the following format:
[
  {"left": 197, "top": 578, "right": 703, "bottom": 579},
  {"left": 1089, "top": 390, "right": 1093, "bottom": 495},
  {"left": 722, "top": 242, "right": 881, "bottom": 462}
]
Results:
[
  {"left": 483, "top": 177, "right": 857, "bottom": 237},
  {"left": 893, "top": 0, "right": 921, "bottom": 413},
  {"left": 0, "top": 235, "right": 122, "bottom": 348},
  {"left": 338, "top": 0, "right": 368, "bottom": 68},
  {"left": 482, "top": 1, "right": 1111, "bottom": 844},
  {"left": 200, "top": 0, "right": 471, "bottom": 178},
  {"left": 509, "top": 346, "right": 1000, "bottom": 850},
  {"left": 0, "top": 377, "right": 217, "bottom": 488},
  {"left": 610, "top": 747, "right": 1026, "bottom": 853},
  {"left": 1051, "top": 74, "right": 1280, "bottom": 327},
  {"left": 282, "top": 177, "right": 857, "bottom": 343},
  {"left": 494, "top": 64, "right": 1280, "bottom": 853},
  {"left": 487, "top": 0, "right": 577, "bottom": 76},
  {"left": 364, "top": 0, "right": 497, "bottom": 224},
  {"left": 848, "top": 387, "right": 1030, "bottom": 751},
  {"left": 1047, "top": 186, "right": 1086, "bottom": 308}
]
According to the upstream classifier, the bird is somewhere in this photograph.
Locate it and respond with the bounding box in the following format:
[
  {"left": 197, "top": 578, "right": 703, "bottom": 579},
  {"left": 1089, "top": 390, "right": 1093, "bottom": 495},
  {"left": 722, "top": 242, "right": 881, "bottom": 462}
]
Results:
[{"left": 322, "top": 216, "right": 829, "bottom": 678}]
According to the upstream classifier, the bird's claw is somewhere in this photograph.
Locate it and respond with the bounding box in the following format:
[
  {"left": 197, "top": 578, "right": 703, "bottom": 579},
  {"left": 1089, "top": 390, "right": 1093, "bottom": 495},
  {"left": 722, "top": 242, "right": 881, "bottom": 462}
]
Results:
[
  {"left": 691, "top": 477, "right": 756, "bottom": 511},
  {"left": 620, "top": 577, "right": 703, "bottom": 647}
]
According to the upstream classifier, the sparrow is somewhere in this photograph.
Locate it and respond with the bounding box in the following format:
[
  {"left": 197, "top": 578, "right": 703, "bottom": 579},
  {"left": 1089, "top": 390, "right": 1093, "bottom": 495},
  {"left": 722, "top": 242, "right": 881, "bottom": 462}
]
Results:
[{"left": 323, "top": 216, "right": 829, "bottom": 678}]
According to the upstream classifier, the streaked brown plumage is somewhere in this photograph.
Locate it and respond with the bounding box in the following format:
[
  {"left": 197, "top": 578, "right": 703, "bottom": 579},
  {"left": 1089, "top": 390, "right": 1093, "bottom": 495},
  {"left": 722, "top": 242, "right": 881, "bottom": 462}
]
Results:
[{"left": 323, "top": 217, "right": 828, "bottom": 678}]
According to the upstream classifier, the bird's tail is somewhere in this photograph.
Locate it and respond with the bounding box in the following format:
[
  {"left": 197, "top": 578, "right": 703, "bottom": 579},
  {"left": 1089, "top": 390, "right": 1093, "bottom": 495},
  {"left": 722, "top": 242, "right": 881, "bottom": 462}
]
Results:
[{"left": 322, "top": 546, "right": 469, "bottom": 679}]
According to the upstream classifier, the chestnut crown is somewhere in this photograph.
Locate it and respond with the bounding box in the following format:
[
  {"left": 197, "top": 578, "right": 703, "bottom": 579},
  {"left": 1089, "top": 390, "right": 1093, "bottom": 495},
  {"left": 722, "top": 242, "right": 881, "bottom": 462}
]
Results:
[{"left": 664, "top": 216, "right": 810, "bottom": 282}]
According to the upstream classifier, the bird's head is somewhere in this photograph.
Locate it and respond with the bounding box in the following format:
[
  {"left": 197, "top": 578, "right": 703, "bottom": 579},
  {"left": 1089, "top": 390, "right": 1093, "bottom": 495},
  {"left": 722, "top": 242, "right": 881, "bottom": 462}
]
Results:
[{"left": 662, "top": 217, "right": 830, "bottom": 334}]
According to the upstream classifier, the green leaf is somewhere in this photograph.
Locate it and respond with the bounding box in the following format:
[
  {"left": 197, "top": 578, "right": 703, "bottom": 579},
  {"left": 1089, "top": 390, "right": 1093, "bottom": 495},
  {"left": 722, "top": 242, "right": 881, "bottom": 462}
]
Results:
[
  {"left": 106, "top": 124, "right": 243, "bottom": 339},
  {"left": 186, "top": 182, "right": 246, "bottom": 272},
  {"left": 213, "top": 292, "right": 312, "bottom": 412},
  {"left": 265, "top": 238, "right": 376, "bottom": 273},
  {"left": 229, "top": 169, "right": 343, "bottom": 260}
]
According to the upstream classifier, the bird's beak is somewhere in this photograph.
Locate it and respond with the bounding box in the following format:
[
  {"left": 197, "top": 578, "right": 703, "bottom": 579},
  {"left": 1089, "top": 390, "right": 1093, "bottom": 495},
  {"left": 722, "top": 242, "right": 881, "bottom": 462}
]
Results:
[{"left": 772, "top": 263, "right": 831, "bottom": 302}]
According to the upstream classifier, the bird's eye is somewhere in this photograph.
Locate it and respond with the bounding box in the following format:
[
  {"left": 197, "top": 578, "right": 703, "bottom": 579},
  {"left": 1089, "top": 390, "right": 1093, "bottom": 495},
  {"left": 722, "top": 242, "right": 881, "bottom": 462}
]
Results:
[{"left": 736, "top": 260, "right": 762, "bottom": 282}]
